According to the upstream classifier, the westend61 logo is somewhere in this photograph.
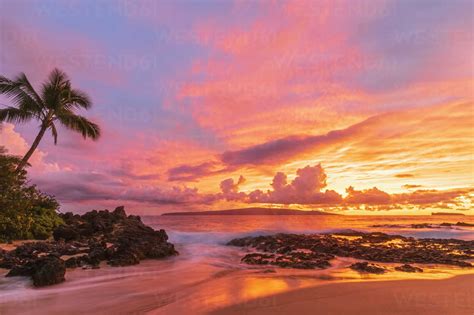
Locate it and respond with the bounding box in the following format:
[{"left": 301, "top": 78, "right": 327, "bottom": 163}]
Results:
[
  {"left": 32, "top": 0, "right": 168, "bottom": 18},
  {"left": 35, "top": 0, "right": 117, "bottom": 17},
  {"left": 393, "top": 290, "right": 474, "bottom": 309},
  {"left": 117, "top": 0, "right": 163, "bottom": 18}
]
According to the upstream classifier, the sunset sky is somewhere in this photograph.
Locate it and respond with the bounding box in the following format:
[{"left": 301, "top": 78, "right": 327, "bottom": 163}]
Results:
[{"left": 0, "top": 0, "right": 473, "bottom": 214}]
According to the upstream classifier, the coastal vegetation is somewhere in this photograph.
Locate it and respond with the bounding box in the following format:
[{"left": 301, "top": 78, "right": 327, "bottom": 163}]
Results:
[
  {"left": 0, "top": 146, "right": 62, "bottom": 242},
  {"left": 0, "top": 68, "right": 101, "bottom": 241}
]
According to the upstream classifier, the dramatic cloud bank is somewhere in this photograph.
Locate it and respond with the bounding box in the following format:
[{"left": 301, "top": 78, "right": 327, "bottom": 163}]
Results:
[
  {"left": 2, "top": 118, "right": 472, "bottom": 214},
  {"left": 216, "top": 164, "right": 472, "bottom": 211},
  {"left": 245, "top": 165, "right": 343, "bottom": 205},
  {"left": 1, "top": 1, "right": 472, "bottom": 214}
]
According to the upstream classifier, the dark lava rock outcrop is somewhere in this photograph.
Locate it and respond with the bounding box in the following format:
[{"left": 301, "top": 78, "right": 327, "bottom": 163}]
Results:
[
  {"left": 350, "top": 262, "right": 386, "bottom": 274},
  {"left": 371, "top": 222, "right": 474, "bottom": 229},
  {"left": 0, "top": 206, "right": 177, "bottom": 287},
  {"left": 228, "top": 231, "right": 473, "bottom": 270},
  {"left": 395, "top": 264, "right": 423, "bottom": 273},
  {"left": 6, "top": 255, "right": 66, "bottom": 286}
]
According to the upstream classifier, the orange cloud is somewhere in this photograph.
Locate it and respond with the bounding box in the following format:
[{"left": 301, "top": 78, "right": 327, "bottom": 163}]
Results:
[
  {"left": 396, "top": 174, "right": 414, "bottom": 178},
  {"left": 217, "top": 167, "right": 338, "bottom": 205},
  {"left": 168, "top": 101, "right": 474, "bottom": 196},
  {"left": 0, "top": 123, "right": 59, "bottom": 172},
  {"left": 402, "top": 184, "right": 423, "bottom": 190},
  {"left": 345, "top": 186, "right": 391, "bottom": 205},
  {"left": 217, "top": 164, "right": 472, "bottom": 211}
]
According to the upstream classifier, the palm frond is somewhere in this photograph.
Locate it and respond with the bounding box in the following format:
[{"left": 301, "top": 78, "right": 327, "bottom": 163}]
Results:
[
  {"left": 41, "top": 83, "right": 61, "bottom": 111},
  {"left": 48, "top": 68, "right": 69, "bottom": 88},
  {"left": 0, "top": 75, "right": 44, "bottom": 117},
  {"left": 57, "top": 113, "right": 101, "bottom": 140},
  {"left": 0, "top": 106, "right": 34, "bottom": 123},
  {"left": 62, "top": 88, "right": 92, "bottom": 110},
  {"left": 1, "top": 69, "right": 101, "bottom": 172},
  {"left": 41, "top": 69, "right": 70, "bottom": 110},
  {"left": 16, "top": 73, "right": 45, "bottom": 108}
]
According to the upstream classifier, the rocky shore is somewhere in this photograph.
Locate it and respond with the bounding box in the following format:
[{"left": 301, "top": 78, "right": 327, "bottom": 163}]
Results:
[
  {"left": 0, "top": 207, "right": 177, "bottom": 287},
  {"left": 370, "top": 222, "right": 474, "bottom": 229},
  {"left": 228, "top": 230, "right": 474, "bottom": 272}
]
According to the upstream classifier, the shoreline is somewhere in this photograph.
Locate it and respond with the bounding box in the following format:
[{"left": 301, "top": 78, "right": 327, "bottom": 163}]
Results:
[
  {"left": 1, "top": 256, "right": 472, "bottom": 314},
  {"left": 210, "top": 274, "right": 474, "bottom": 315},
  {"left": 0, "top": 245, "right": 474, "bottom": 314},
  {"left": 1, "top": 214, "right": 473, "bottom": 314}
]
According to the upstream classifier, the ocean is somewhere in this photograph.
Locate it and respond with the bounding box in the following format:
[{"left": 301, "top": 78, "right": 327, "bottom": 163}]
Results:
[
  {"left": 1, "top": 215, "right": 473, "bottom": 314},
  {"left": 148, "top": 214, "right": 474, "bottom": 242}
]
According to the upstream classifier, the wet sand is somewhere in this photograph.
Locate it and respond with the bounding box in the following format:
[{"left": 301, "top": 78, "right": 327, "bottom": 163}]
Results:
[
  {"left": 1, "top": 258, "right": 473, "bottom": 315},
  {"left": 1, "top": 240, "right": 473, "bottom": 315},
  {"left": 211, "top": 274, "right": 474, "bottom": 315},
  {"left": 0, "top": 240, "right": 42, "bottom": 252}
]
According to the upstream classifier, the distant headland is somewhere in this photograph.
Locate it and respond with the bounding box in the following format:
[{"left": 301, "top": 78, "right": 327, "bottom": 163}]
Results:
[
  {"left": 162, "top": 207, "right": 338, "bottom": 216},
  {"left": 431, "top": 212, "right": 465, "bottom": 216}
]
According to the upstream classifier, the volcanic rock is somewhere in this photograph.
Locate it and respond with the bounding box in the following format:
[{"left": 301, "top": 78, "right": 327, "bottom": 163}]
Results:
[
  {"left": 395, "top": 264, "right": 423, "bottom": 273},
  {"left": 1, "top": 206, "right": 178, "bottom": 287},
  {"left": 350, "top": 262, "right": 386, "bottom": 274},
  {"left": 227, "top": 231, "right": 473, "bottom": 270}
]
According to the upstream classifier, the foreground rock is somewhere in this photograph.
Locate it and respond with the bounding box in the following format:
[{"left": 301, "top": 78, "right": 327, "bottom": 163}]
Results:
[
  {"left": 371, "top": 222, "right": 474, "bottom": 229},
  {"left": 395, "top": 264, "right": 423, "bottom": 273},
  {"left": 350, "top": 262, "right": 386, "bottom": 274},
  {"left": 241, "top": 251, "right": 332, "bottom": 269},
  {"left": 228, "top": 231, "right": 473, "bottom": 270},
  {"left": 6, "top": 256, "right": 66, "bottom": 286},
  {"left": 0, "top": 207, "right": 177, "bottom": 287}
]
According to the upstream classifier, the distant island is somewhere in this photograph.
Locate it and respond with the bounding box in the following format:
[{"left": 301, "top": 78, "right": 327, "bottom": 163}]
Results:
[
  {"left": 432, "top": 212, "right": 465, "bottom": 216},
  {"left": 162, "top": 207, "right": 338, "bottom": 216}
]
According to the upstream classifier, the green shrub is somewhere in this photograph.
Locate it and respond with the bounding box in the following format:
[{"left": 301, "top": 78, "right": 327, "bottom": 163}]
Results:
[{"left": 0, "top": 146, "right": 63, "bottom": 242}]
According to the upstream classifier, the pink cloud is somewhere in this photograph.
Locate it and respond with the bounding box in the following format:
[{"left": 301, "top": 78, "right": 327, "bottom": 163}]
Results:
[
  {"left": 216, "top": 164, "right": 472, "bottom": 210},
  {"left": 164, "top": 113, "right": 379, "bottom": 180},
  {"left": 220, "top": 119, "right": 369, "bottom": 166},
  {"left": 33, "top": 169, "right": 218, "bottom": 210},
  {"left": 1, "top": 122, "right": 222, "bottom": 212},
  {"left": 165, "top": 115, "right": 375, "bottom": 181},
  {"left": 392, "top": 189, "right": 473, "bottom": 206},
  {"left": 1, "top": 18, "right": 125, "bottom": 87},
  {"left": 168, "top": 161, "right": 223, "bottom": 181},
  {"left": 219, "top": 175, "right": 247, "bottom": 201},
  {"left": 0, "top": 123, "right": 32, "bottom": 156},
  {"left": 345, "top": 186, "right": 392, "bottom": 205},
  {"left": 221, "top": 164, "right": 343, "bottom": 205},
  {"left": 173, "top": 1, "right": 384, "bottom": 146},
  {"left": 0, "top": 123, "right": 59, "bottom": 172},
  {"left": 220, "top": 175, "right": 245, "bottom": 194}
]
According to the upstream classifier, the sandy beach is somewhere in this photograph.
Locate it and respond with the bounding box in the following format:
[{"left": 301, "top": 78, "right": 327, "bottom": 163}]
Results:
[
  {"left": 1, "top": 263, "right": 473, "bottom": 315},
  {"left": 1, "top": 215, "right": 473, "bottom": 315},
  {"left": 211, "top": 274, "right": 474, "bottom": 315}
]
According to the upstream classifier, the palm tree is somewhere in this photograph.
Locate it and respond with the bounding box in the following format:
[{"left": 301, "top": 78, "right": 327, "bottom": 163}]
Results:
[{"left": 0, "top": 68, "right": 101, "bottom": 172}]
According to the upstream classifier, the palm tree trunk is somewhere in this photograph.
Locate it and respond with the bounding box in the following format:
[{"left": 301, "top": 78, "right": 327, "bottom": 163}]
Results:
[{"left": 15, "top": 124, "right": 48, "bottom": 172}]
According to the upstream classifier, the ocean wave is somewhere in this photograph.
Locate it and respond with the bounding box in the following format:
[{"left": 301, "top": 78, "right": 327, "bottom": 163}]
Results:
[
  {"left": 165, "top": 226, "right": 474, "bottom": 245},
  {"left": 382, "top": 229, "right": 474, "bottom": 240},
  {"left": 166, "top": 228, "right": 347, "bottom": 245}
]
